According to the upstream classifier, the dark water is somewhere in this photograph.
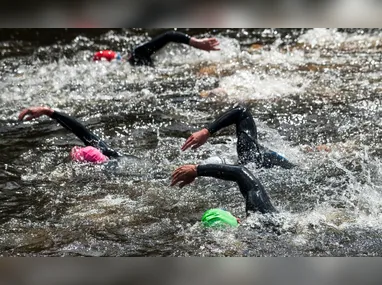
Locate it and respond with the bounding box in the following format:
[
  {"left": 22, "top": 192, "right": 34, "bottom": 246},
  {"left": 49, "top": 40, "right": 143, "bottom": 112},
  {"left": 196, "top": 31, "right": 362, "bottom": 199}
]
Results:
[{"left": 0, "top": 28, "right": 381, "bottom": 256}]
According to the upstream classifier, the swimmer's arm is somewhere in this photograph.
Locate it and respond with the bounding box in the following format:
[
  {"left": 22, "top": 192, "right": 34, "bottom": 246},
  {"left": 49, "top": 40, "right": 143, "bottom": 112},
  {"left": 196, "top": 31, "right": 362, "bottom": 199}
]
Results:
[
  {"left": 18, "top": 106, "right": 102, "bottom": 147},
  {"left": 181, "top": 106, "right": 243, "bottom": 151},
  {"left": 133, "top": 31, "right": 220, "bottom": 59},
  {"left": 207, "top": 106, "right": 246, "bottom": 135},
  {"left": 19, "top": 106, "right": 121, "bottom": 158},
  {"left": 49, "top": 110, "right": 103, "bottom": 148},
  {"left": 171, "top": 163, "right": 275, "bottom": 214},
  {"left": 196, "top": 164, "right": 247, "bottom": 183},
  {"left": 171, "top": 163, "right": 250, "bottom": 189},
  {"left": 198, "top": 164, "right": 276, "bottom": 214},
  {"left": 196, "top": 164, "right": 262, "bottom": 200},
  {"left": 50, "top": 111, "right": 121, "bottom": 158}
]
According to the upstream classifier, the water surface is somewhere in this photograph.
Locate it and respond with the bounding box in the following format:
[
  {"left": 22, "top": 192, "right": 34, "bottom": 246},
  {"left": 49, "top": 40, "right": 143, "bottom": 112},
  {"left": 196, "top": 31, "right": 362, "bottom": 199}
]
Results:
[{"left": 0, "top": 28, "right": 381, "bottom": 256}]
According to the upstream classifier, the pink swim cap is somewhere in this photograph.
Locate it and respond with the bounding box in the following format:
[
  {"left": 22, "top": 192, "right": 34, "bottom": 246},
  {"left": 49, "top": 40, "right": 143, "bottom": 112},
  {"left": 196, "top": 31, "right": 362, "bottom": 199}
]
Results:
[{"left": 70, "top": 146, "right": 109, "bottom": 164}]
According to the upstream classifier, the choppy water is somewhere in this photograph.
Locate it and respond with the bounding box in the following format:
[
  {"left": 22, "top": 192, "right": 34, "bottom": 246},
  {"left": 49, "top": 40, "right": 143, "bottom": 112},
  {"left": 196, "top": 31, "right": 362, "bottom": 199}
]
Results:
[{"left": 0, "top": 28, "right": 381, "bottom": 256}]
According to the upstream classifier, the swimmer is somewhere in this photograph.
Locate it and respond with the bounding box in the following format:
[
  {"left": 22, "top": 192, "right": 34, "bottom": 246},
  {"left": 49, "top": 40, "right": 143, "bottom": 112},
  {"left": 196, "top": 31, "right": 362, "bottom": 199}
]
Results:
[
  {"left": 93, "top": 30, "right": 220, "bottom": 66},
  {"left": 18, "top": 106, "right": 132, "bottom": 164},
  {"left": 171, "top": 164, "right": 277, "bottom": 218},
  {"left": 181, "top": 105, "right": 295, "bottom": 169}
]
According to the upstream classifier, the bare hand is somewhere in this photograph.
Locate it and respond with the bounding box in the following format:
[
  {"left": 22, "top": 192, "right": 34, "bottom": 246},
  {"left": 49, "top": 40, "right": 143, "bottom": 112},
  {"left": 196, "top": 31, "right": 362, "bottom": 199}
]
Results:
[
  {"left": 18, "top": 106, "right": 53, "bottom": 121},
  {"left": 181, "top": 128, "right": 210, "bottom": 151},
  {"left": 170, "top": 165, "right": 197, "bottom": 188},
  {"left": 200, "top": 87, "right": 228, "bottom": 98},
  {"left": 190, "top": 37, "right": 220, "bottom": 51},
  {"left": 302, "top": 144, "right": 331, "bottom": 153}
]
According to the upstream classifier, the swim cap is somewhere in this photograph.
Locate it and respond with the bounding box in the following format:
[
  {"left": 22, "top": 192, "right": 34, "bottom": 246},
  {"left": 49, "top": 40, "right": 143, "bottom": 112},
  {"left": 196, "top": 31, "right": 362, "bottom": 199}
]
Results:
[
  {"left": 93, "top": 50, "right": 119, "bottom": 62},
  {"left": 201, "top": 208, "right": 239, "bottom": 228},
  {"left": 70, "top": 146, "right": 109, "bottom": 164}
]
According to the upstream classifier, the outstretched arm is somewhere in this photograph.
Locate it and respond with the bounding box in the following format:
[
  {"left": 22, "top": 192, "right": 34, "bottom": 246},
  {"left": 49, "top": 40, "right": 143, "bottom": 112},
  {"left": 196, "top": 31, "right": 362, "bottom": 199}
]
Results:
[
  {"left": 19, "top": 106, "right": 102, "bottom": 147},
  {"left": 18, "top": 106, "right": 120, "bottom": 158},
  {"left": 130, "top": 31, "right": 220, "bottom": 65},
  {"left": 182, "top": 105, "right": 253, "bottom": 151},
  {"left": 171, "top": 163, "right": 276, "bottom": 214},
  {"left": 206, "top": 106, "right": 249, "bottom": 134},
  {"left": 171, "top": 164, "right": 248, "bottom": 188}
]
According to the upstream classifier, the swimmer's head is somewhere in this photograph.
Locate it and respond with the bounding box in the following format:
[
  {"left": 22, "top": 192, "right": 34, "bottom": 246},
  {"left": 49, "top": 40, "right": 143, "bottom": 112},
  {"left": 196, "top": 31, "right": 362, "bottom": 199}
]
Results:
[
  {"left": 70, "top": 146, "right": 109, "bottom": 164},
  {"left": 201, "top": 208, "right": 239, "bottom": 228}
]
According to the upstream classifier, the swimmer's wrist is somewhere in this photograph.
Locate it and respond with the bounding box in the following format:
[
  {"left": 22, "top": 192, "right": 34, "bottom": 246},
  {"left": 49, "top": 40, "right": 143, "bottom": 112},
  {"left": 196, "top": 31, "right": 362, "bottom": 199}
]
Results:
[
  {"left": 44, "top": 107, "right": 54, "bottom": 117},
  {"left": 203, "top": 127, "right": 212, "bottom": 136},
  {"left": 189, "top": 37, "right": 202, "bottom": 49},
  {"left": 195, "top": 164, "right": 200, "bottom": 176},
  {"left": 189, "top": 37, "right": 197, "bottom": 47}
]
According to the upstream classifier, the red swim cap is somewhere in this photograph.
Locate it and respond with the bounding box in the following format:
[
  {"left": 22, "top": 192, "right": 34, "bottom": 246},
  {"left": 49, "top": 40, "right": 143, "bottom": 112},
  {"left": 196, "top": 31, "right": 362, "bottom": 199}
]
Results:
[
  {"left": 70, "top": 146, "right": 109, "bottom": 164},
  {"left": 93, "top": 50, "right": 118, "bottom": 61}
]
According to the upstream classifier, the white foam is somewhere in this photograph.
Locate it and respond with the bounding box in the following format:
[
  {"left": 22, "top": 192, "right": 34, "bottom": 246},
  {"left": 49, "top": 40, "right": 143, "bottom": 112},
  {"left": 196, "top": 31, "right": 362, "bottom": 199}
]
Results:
[
  {"left": 298, "top": 28, "right": 382, "bottom": 49},
  {"left": 219, "top": 70, "right": 310, "bottom": 100}
]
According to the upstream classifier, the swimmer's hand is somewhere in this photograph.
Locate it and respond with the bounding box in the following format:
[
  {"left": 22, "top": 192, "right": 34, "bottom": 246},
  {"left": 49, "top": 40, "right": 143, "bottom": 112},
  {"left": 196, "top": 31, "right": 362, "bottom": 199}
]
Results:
[
  {"left": 190, "top": 37, "right": 220, "bottom": 51},
  {"left": 181, "top": 128, "right": 210, "bottom": 151},
  {"left": 171, "top": 164, "right": 197, "bottom": 188},
  {"left": 18, "top": 106, "right": 54, "bottom": 121},
  {"left": 302, "top": 144, "right": 331, "bottom": 152}
]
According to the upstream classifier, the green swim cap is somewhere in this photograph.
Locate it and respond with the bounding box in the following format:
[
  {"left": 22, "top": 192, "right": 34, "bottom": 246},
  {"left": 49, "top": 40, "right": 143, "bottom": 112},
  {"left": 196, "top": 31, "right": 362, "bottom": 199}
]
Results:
[{"left": 201, "top": 208, "right": 238, "bottom": 228}]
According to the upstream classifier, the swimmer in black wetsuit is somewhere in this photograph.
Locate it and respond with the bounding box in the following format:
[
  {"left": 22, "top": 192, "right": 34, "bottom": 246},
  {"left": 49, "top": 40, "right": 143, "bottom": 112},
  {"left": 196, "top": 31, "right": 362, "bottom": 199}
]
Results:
[
  {"left": 18, "top": 106, "right": 126, "bottom": 164},
  {"left": 171, "top": 164, "right": 276, "bottom": 216},
  {"left": 181, "top": 105, "right": 296, "bottom": 169},
  {"left": 93, "top": 30, "right": 220, "bottom": 66}
]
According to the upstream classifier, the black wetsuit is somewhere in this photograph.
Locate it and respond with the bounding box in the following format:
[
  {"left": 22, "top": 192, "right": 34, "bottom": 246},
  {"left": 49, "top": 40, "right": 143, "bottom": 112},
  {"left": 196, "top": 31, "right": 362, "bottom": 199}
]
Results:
[
  {"left": 206, "top": 105, "right": 295, "bottom": 169},
  {"left": 50, "top": 111, "right": 120, "bottom": 159},
  {"left": 128, "top": 31, "right": 191, "bottom": 66},
  {"left": 197, "top": 164, "right": 277, "bottom": 215}
]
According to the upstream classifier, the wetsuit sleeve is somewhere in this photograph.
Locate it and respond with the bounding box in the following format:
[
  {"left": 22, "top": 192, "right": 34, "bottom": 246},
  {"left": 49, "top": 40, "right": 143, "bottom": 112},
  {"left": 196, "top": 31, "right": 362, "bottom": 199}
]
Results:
[
  {"left": 207, "top": 105, "right": 251, "bottom": 135},
  {"left": 197, "top": 164, "right": 276, "bottom": 214},
  {"left": 50, "top": 111, "right": 120, "bottom": 158},
  {"left": 197, "top": 164, "right": 247, "bottom": 182},
  {"left": 129, "top": 31, "right": 191, "bottom": 65}
]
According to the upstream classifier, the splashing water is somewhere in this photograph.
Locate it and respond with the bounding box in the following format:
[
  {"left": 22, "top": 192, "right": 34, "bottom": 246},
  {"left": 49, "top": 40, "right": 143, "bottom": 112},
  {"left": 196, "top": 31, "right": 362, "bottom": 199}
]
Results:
[{"left": 0, "top": 29, "right": 381, "bottom": 256}]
